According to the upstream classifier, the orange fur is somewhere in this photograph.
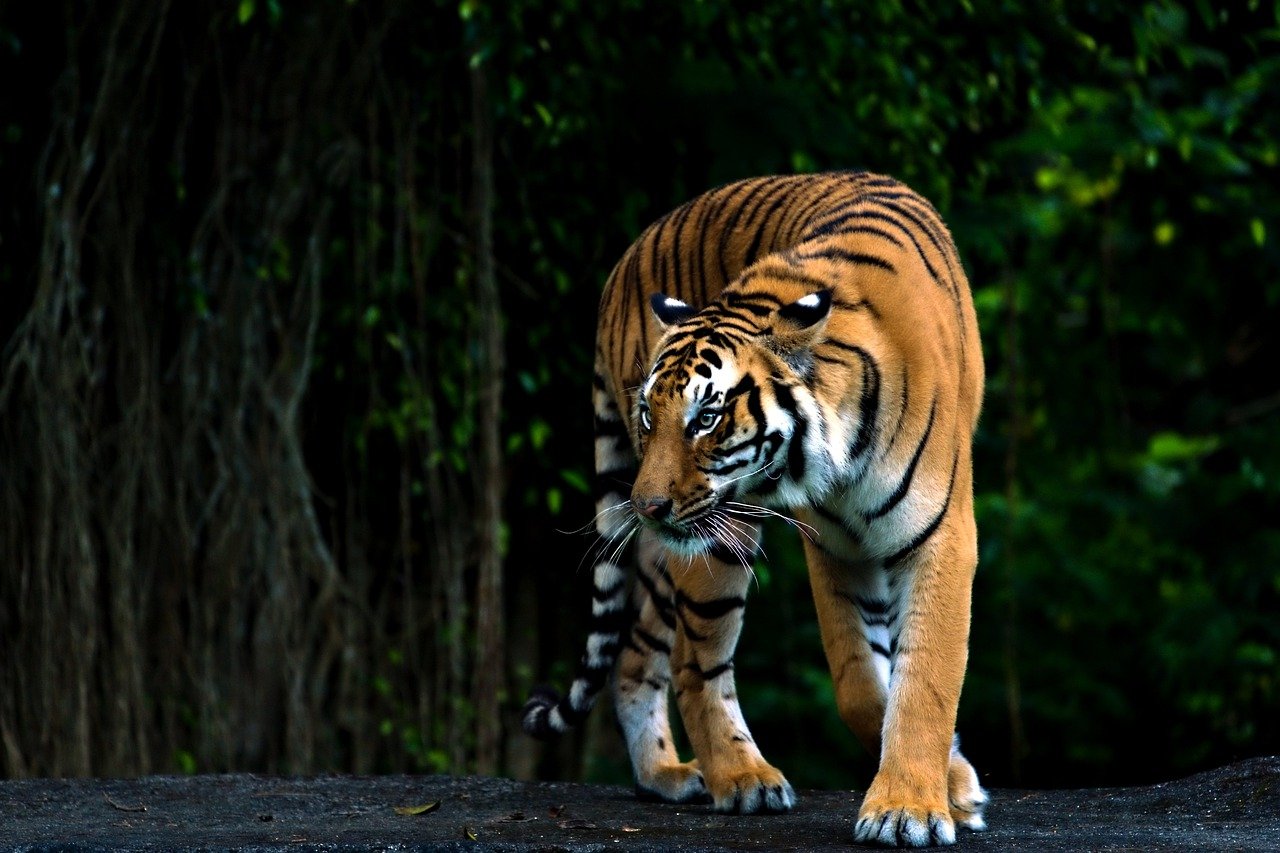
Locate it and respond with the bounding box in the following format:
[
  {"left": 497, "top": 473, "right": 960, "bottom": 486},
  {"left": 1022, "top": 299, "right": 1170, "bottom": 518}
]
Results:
[{"left": 524, "top": 172, "right": 987, "bottom": 846}]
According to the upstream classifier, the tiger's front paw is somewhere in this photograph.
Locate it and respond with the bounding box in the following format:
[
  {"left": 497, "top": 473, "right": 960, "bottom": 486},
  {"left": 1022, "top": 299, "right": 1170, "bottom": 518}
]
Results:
[
  {"left": 707, "top": 761, "right": 796, "bottom": 814},
  {"left": 854, "top": 791, "right": 955, "bottom": 847},
  {"left": 635, "top": 760, "right": 711, "bottom": 804}
]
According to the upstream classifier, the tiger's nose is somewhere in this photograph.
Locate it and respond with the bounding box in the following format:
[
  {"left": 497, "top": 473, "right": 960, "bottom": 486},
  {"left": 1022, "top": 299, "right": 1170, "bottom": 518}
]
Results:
[{"left": 632, "top": 496, "right": 674, "bottom": 521}]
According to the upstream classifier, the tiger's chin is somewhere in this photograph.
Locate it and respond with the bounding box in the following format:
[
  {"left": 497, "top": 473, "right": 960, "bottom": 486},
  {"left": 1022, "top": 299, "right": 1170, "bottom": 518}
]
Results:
[
  {"left": 638, "top": 520, "right": 720, "bottom": 559},
  {"left": 656, "top": 530, "right": 717, "bottom": 558}
]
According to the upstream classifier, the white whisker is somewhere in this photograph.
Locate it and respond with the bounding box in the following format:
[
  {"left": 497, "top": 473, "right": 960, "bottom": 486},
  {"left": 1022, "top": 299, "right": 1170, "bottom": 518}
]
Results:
[
  {"left": 718, "top": 512, "right": 766, "bottom": 562},
  {"left": 725, "top": 500, "right": 818, "bottom": 542},
  {"left": 706, "top": 512, "right": 759, "bottom": 589},
  {"left": 716, "top": 459, "right": 777, "bottom": 491},
  {"left": 560, "top": 500, "right": 632, "bottom": 537}
]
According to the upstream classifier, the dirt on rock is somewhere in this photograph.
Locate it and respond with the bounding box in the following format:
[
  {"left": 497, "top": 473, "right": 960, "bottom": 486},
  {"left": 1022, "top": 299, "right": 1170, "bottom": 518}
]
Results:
[{"left": 2, "top": 756, "right": 1278, "bottom": 851}]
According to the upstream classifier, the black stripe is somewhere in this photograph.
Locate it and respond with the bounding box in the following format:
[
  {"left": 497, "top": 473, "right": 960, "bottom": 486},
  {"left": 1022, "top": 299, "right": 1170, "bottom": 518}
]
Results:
[
  {"left": 794, "top": 247, "right": 896, "bottom": 273},
  {"left": 635, "top": 567, "right": 675, "bottom": 616},
  {"left": 870, "top": 191, "right": 957, "bottom": 282},
  {"left": 709, "top": 541, "right": 754, "bottom": 567},
  {"left": 822, "top": 209, "right": 940, "bottom": 286},
  {"left": 740, "top": 267, "right": 829, "bottom": 291},
  {"left": 772, "top": 380, "right": 807, "bottom": 485},
  {"left": 722, "top": 292, "right": 779, "bottom": 316},
  {"left": 814, "top": 503, "right": 862, "bottom": 546},
  {"left": 789, "top": 180, "right": 855, "bottom": 236},
  {"left": 864, "top": 397, "right": 937, "bottom": 521},
  {"left": 884, "top": 451, "right": 960, "bottom": 568},
  {"left": 717, "top": 178, "right": 782, "bottom": 285},
  {"left": 814, "top": 223, "right": 905, "bottom": 248},
  {"left": 593, "top": 580, "right": 625, "bottom": 602},
  {"left": 831, "top": 297, "right": 881, "bottom": 320},
  {"left": 586, "top": 604, "right": 631, "bottom": 634},
  {"left": 668, "top": 197, "right": 701, "bottom": 304},
  {"left": 592, "top": 467, "right": 635, "bottom": 500},
  {"left": 686, "top": 659, "right": 734, "bottom": 681},
  {"left": 594, "top": 415, "right": 628, "bottom": 438},
  {"left": 884, "top": 364, "right": 911, "bottom": 456},
  {"left": 741, "top": 183, "right": 797, "bottom": 268},
  {"left": 638, "top": 218, "right": 665, "bottom": 359},
  {"left": 865, "top": 196, "right": 953, "bottom": 295},
  {"left": 697, "top": 183, "right": 739, "bottom": 301},
  {"left": 676, "top": 590, "right": 747, "bottom": 619},
  {"left": 868, "top": 640, "right": 891, "bottom": 658},
  {"left": 633, "top": 626, "right": 672, "bottom": 655},
  {"left": 855, "top": 594, "right": 888, "bottom": 615},
  {"left": 690, "top": 193, "right": 722, "bottom": 307},
  {"left": 803, "top": 201, "right": 887, "bottom": 239},
  {"left": 818, "top": 341, "right": 881, "bottom": 460}
]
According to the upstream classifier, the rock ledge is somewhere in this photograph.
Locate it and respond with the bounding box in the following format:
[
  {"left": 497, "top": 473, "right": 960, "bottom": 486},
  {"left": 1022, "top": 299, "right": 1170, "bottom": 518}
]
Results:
[{"left": 2, "top": 756, "right": 1277, "bottom": 851}]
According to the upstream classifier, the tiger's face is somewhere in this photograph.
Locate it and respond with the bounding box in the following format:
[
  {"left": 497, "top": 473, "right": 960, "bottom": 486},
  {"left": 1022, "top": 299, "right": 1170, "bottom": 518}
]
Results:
[{"left": 629, "top": 289, "right": 834, "bottom": 556}]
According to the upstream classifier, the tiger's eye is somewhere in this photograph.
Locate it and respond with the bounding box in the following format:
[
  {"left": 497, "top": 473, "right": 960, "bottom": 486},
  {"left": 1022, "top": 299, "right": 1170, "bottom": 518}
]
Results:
[
  {"left": 697, "top": 411, "right": 720, "bottom": 430},
  {"left": 639, "top": 407, "right": 652, "bottom": 432}
]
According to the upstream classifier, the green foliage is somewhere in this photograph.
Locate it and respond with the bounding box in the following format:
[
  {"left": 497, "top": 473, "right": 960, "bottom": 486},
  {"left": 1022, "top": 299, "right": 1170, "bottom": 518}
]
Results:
[
  {"left": 480, "top": 0, "right": 1280, "bottom": 788},
  {"left": 4, "top": 0, "right": 1275, "bottom": 786}
]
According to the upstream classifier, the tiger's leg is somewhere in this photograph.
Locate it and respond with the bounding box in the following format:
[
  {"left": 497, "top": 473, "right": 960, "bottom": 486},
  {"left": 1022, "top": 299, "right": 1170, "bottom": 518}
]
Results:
[
  {"left": 668, "top": 534, "right": 796, "bottom": 814},
  {"left": 803, "top": 532, "right": 986, "bottom": 844},
  {"left": 614, "top": 530, "right": 709, "bottom": 803},
  {"left": 852, "top": 481, "right": 985, "bottom": 847},
  {"left": 800, "top": 535, "right": 890, "bottom": 760}
]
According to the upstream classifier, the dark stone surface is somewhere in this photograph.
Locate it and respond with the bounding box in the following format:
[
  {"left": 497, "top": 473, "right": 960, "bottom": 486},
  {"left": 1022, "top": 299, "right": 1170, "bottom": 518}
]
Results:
[{"left": 2, "top": 756, "right": 1278, "bottom": 851}]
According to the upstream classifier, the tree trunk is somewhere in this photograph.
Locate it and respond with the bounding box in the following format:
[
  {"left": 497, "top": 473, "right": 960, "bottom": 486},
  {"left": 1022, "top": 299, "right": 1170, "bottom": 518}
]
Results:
[{"left": 469, "top": 51, "right": 506, "bottom": 777}]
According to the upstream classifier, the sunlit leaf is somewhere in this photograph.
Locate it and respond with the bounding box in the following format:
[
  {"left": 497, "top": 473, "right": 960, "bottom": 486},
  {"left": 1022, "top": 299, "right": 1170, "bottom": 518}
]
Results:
[{"left": 394, "top": 801, "right": 440, "bottom": 816}]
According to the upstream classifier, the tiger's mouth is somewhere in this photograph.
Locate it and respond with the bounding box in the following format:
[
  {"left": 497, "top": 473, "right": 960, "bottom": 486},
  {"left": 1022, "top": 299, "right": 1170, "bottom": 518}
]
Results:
[{"left": 634, "top": 503, "right": 730, "bottom": 556}]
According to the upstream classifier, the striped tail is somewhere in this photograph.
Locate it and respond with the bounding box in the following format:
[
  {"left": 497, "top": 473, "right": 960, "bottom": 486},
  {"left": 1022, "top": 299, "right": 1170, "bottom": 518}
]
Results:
[
  {"left": 521, "top": 552, "right": 633, "bottom": 738},
  {"left": 523, "top": 362, "right": 638, "bottom": 739}
]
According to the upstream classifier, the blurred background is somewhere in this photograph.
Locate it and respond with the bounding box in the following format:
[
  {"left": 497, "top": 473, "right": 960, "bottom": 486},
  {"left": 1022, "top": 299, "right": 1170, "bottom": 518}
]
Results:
[{"left": 1, "top": 0, "right": 1277, "bottom": 790}]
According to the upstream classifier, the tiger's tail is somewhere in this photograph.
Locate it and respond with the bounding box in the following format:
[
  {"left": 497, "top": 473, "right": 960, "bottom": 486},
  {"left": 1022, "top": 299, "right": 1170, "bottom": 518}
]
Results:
[{"left": 522, "top": 357, "right": 637, "bottom": 739}]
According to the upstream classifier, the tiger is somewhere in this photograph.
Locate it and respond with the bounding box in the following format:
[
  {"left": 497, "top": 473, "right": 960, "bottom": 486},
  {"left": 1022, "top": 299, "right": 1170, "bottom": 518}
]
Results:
[{"left": 522, "top": 171, "right": 988, "bottom": 847}]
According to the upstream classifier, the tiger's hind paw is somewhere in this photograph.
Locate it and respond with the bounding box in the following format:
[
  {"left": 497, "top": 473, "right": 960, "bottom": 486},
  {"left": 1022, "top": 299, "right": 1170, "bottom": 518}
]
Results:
[
  {"left": 635, "top": 761, "right": 710, "bottom": 804},
  {"left": 948, "top": 749, "right": 988, "bottom": 831}
]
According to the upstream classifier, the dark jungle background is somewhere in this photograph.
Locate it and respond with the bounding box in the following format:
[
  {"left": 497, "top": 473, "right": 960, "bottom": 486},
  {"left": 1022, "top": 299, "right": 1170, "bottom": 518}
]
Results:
[{"left": 1, "top": 0, "right": 1277, "bottom": 791}]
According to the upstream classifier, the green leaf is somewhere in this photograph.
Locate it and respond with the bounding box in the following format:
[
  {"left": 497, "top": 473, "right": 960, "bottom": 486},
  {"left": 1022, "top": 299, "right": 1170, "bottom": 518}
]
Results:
[
  {"left": 530, "top": 419, "right": 551, "bottom": 450},
  {"left": 560, "top": 468, "right": 590, "bottom": 493},
  {"left": 238, "top": 0, "right": 254, "bottom": 24},
  {"left": 394, "top": 801, "right": 440, "bottom": 816},
  {"left": 1147, "top": 431, "right": 1220, "bottom": 463}
]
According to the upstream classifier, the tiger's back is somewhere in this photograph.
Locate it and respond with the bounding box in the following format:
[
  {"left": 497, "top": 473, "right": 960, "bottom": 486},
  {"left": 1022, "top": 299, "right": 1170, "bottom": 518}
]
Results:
[
  {"left": 525, "top": 172, "right": 988, "bottom": 848},
  {"left": 599, "top": 172, "right": 981, "bottom": 441}
]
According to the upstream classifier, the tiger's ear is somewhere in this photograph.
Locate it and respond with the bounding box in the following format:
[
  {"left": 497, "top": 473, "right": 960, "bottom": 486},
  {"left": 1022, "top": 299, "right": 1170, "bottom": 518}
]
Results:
[
  {"left": 778, "top": 289, "right": 832, "bottom": 328},
  {"left": 650, "top": 293, "right": 696, "bottom": 327},
  {"left": 772, "top": 289, "right": 833, "bottom": 349}
]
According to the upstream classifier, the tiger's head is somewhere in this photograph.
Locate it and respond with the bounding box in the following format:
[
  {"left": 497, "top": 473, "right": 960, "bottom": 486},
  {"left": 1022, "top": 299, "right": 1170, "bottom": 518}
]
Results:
[{"left": 630, "top": 286, "right": 839, "bottom": 556}]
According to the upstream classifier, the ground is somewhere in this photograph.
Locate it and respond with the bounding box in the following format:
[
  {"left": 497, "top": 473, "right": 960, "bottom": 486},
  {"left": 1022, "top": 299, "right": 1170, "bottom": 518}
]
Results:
[{"left": 2, "top": 756, "right": 1278, "bottom": 851}]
